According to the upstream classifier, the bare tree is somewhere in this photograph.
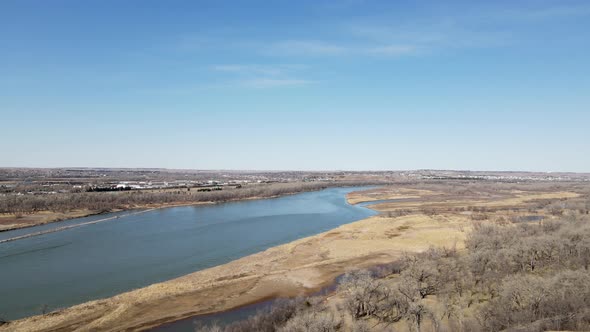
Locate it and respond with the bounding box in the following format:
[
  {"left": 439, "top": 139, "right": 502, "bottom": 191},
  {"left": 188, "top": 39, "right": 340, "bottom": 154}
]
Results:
[{"left": 339, "top": 270, "right": 387, "bottom": 318}]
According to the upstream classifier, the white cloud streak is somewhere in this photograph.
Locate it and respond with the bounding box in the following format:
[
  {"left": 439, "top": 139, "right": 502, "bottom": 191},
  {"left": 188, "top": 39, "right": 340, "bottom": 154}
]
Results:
[
  {"left": 365, "top": 44, "right": 418, "bottom": 56},
  {"left": 260, "top": 4, "right": 590, "bottom": 59},
  {"left": 241, "top": 78, "right": 313, "bottom": 88},
  {"left": 497, "top": 4, "right": 590, "bottom": 21},
  {"left": 265, "top": 40, "right": 348, "bottom": 56},
  {"left": 263, "top": 39, "right": 418, "bottom": 57},
  {"left": 210, "top": 64, "right": 312, "bottom": 89},
  {"left": 211, "top": 64, "right": 307, "bottom": 76}
]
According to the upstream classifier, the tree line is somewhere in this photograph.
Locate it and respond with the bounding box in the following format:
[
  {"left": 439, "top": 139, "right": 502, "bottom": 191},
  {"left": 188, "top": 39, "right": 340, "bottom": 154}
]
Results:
[{"left": 0, "top": 182, "right": 377, "bottom": 216}]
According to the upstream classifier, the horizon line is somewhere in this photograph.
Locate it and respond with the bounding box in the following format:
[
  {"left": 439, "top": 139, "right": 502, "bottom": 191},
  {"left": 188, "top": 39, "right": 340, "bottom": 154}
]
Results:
[{"left": 0, "top": 166, "right": 589, "bottom": 175}]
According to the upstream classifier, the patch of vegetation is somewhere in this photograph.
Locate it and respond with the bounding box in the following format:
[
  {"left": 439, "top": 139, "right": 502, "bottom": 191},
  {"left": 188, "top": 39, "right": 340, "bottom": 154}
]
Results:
[
  {"left": 336, "top": 214, "right": 590, "bottom": 332},
  {"left": 0, "top": 182, "right": 335, "bottom": 215},
  {"left": 202, "top": 207, "right": 590, "bottom": 331},
  {"left": 196, "top": 297, "right": 341, "bottom": 332}
]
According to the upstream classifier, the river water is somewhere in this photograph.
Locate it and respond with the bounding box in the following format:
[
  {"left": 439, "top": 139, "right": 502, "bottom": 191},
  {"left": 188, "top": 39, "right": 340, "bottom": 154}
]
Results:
[{"left": 0, "top": 187, "right": 377, "bottom": 320}]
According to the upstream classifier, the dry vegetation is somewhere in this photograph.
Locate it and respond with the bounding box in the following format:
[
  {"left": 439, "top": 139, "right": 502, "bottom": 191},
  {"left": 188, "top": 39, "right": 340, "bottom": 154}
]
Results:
[
  {"left": 195, "top": 182, "right": 590, "bottom": 332},
  {"left": 1, "top": 180, "right": 589, "bottom": 332},
  {"left": 0, "top": 182, "right": 333, "bottom": 215},
  {"left": 334, "top": 215, "right": 590, "bottom": 332}
]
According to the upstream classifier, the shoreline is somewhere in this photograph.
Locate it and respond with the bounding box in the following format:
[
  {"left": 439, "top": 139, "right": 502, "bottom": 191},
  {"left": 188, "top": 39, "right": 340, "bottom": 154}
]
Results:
[
  {"left": 0, "top": 187, "right": 343, "bottom": 243},
  {"left": 1, "top": 186, "right": 574, "bottom": 332},
  {"left": 0, "top": 209, "right": 157, "bottom": 244},
  {"left": 0, "top": 183, "right": 368, "bottom": 236},
  {"left": 0, "top": 183, "right": 337, "bottom": 233},
  {"left": 148, "top": 271, "right": 346, "bottom": 332},
  {"left": 152, "top": 259, "right": 400, "bottom": 331},
  {"left": 0, "top": 210, "right": 116, "bottom": 233}
]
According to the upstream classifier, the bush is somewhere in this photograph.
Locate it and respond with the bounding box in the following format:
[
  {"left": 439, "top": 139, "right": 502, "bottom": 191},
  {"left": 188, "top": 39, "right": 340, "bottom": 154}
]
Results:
[
  {"left": 278, "top": 311, "right": 342, "bottom": 332},
  {"left": 480, "top": 270, "right": 590, "bottom": 331}
]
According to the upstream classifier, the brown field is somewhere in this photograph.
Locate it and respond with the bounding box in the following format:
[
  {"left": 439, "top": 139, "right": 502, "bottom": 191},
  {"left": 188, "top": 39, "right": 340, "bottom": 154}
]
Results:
[{"left": 0, "top": 181, "right": 585, "bottom": 332}]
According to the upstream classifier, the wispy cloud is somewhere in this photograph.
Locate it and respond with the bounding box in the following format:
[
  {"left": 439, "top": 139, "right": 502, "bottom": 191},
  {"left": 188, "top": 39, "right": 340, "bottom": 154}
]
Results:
[
  {"left": 265, "top": 40, "right": 347, "bottom": 56},
  {"left": 346, "top": 15, "right": 513, "bottom": 53},
  {"left": 365, "top": 44, "right": 418, "bottom": 56},
  {"left": 174, "top": 3, "right": 590, "bottom": 61},
  {"left": 241, "top": 78, "right": 313, "bottom": 88},
  {"left": 210, "top": 64, "right": 312, "bottom": 89},
  {"left": 263, "top": 39, "right": 418, "bottom": 57},
  {"left": 260, "top": 6, "right": 558, "bottom": 59},
  {"left": 497, "top": 4, "right": 590, "bottom": 21},
  {"left": 211, "top": 64, "right": 307, "bottom": 76}
]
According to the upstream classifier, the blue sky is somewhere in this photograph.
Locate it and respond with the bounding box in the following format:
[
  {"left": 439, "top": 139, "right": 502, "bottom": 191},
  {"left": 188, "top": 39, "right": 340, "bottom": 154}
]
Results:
[{"left": 1, "top": 0, "right": 589, "bottom": 171}]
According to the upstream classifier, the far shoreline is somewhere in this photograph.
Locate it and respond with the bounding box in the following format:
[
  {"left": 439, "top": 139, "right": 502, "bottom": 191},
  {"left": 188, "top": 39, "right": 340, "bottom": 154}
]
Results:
[{"left": 0, "top": 182, "right": 382, "bottom": 234}]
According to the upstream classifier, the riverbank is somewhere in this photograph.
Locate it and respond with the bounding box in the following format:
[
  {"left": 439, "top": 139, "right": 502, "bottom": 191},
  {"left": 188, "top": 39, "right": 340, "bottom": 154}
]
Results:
[
  {"left": 0, "top": 181, "right": 366, "bottom": 233},
  {"left": 0, "top": 184, "right": 580, "bottom": 332},
  {"left": 0, "top": 209, "right": 159, "bottom": 244}
]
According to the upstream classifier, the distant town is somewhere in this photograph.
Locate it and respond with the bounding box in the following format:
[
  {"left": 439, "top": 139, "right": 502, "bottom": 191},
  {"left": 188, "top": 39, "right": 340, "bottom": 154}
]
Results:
[{"left": 1, "top": 168, "right": 588, "bottom": 197}]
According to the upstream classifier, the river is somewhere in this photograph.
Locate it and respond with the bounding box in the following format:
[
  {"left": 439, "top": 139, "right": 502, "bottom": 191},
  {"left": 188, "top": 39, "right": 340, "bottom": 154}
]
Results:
[{"left": 0, "top": 186, "right": 377, "bottom": 320}]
